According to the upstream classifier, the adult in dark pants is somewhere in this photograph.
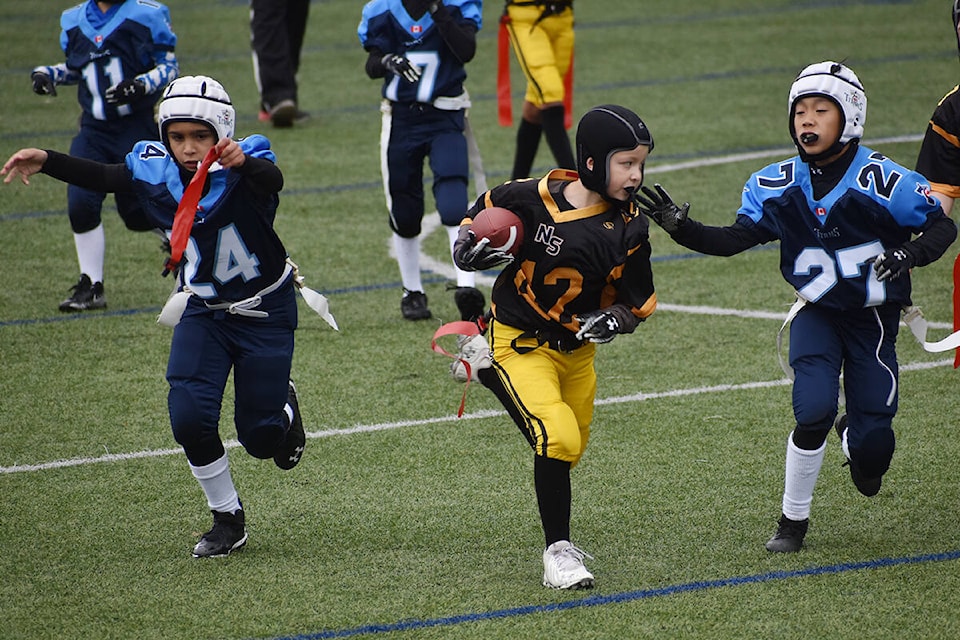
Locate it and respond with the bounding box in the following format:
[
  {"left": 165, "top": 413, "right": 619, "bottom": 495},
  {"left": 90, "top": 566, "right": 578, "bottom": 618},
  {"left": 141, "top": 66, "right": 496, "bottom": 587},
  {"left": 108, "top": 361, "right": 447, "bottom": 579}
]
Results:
[{"left": 251, "top": 0, "right": 310, "bottom": 127}]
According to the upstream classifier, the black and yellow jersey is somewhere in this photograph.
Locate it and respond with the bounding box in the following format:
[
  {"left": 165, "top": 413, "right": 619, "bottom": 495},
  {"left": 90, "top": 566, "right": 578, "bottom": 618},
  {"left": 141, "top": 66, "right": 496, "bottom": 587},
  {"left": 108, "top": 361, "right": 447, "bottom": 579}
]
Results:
[
  {"left": 916, "top": 84, "right": 960, "bottom": 201},
  {"left": 466, "top": 169, "right": 656, "bottom": 336}
]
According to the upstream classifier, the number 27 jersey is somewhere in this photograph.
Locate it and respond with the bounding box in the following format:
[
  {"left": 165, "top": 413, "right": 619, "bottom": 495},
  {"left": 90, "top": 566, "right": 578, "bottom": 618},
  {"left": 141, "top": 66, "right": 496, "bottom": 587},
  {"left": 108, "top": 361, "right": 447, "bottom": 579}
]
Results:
[{"left": 738, "top": 144, "right": 944, "bottom": 310}]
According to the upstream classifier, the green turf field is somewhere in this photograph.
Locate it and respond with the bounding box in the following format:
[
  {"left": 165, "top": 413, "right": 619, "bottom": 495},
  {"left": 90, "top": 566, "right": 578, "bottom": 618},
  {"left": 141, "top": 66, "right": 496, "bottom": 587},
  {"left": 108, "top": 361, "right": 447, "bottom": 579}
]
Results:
[{"left": 2, "top": 1, "right": 960, "bottom": 638}]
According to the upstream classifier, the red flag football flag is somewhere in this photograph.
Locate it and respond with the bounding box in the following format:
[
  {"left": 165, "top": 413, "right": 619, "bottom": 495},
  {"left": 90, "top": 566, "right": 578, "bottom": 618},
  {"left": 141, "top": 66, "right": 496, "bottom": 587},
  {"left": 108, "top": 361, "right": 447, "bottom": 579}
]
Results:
[
  {"left": 497, "top": 13, "right": 512, "bottom": 127},
  {"left": 563, "top": 51, "right": 574, "bottom": 130},
  {"left": 163, "top": 146, "right": 221, "bottom": 276}
]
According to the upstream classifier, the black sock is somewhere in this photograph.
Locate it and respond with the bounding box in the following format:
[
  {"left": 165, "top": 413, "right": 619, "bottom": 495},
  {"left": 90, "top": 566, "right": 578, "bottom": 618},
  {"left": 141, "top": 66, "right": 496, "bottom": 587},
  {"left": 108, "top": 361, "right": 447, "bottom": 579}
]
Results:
[
  {"left": 511, "top": 118, "right": 542, "bottom": 180},
  {"left": 534, "top": 455, "right": 572, "bottom": 547},
  {"left": 540, "top": 105, "right": 575, "bottom": 171}
]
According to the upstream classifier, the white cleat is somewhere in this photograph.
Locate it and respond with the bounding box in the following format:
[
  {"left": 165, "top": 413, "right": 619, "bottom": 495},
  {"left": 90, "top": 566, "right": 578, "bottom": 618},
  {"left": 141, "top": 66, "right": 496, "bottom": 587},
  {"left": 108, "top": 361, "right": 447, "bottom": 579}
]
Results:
[{"left": 542, "top": 540, "right": 595, "bottom": 590}]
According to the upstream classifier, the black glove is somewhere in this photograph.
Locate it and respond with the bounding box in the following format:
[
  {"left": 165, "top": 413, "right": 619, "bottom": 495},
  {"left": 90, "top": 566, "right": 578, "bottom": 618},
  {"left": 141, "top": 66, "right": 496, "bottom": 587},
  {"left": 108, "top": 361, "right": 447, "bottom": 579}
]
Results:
[
  {"left": 454, "top": 225, "right": 514, "bottom": 271},
  {"left": 381, "top": 54, "right": 421, "bottom": 83},
  {"left": 575, "top": 310, "right": 622, "bottom": 344},
  {"left": 105, "top": 79, "right": 145, "bottom": 105},
  {"left": 634, "top": 183, "right": 690, "bottom": 233},
  {"left": 31, "top": 71, "right": 56, "bottom": 96},
  {"left": 874, "top": 246, "right": 916, "bottom": 281}
]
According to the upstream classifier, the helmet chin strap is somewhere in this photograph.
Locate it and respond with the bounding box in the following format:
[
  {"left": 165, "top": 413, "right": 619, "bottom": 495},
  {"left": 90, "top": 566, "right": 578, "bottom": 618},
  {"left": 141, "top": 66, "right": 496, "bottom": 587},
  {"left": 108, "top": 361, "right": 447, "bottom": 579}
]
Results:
[{"left": 793, "top": 136, "right": 851, "bottom": 164}]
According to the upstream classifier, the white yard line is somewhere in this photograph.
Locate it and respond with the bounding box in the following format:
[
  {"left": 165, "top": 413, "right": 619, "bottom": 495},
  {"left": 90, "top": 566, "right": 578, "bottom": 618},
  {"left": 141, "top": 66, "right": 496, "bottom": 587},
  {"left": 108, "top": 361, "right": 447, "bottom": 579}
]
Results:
[
  {"left": 8, "top": 136, "right": 943, "bottom": 475},
  {"left": 2, "top": 358, "right": 951, "bottom": 475}
]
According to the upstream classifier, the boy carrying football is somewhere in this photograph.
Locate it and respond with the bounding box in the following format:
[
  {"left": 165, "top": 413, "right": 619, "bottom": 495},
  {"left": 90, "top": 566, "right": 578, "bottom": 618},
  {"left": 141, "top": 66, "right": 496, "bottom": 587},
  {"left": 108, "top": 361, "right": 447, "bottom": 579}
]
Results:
[{"left": 454, "top": 104, "right": 658, "bottom": 590}]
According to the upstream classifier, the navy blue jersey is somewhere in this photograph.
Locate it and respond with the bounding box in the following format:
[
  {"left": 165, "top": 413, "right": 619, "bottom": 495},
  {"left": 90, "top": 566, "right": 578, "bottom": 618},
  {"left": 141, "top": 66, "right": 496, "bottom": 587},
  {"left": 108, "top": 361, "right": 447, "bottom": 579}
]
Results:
[
  {"left": 60, "top": 0, "right": 177, "bottom": 121},
  {"left": 358, "top": 0, "right": 482, "bottom": 104},
  {"left": 738, "top": 144, "right": 944, "bottom": 310},
  {"left": 468, "top": 170, "right": 656, "bottom": 335},
  {"left": 126, "top": 136, "right": 288, "bottom": 302}
]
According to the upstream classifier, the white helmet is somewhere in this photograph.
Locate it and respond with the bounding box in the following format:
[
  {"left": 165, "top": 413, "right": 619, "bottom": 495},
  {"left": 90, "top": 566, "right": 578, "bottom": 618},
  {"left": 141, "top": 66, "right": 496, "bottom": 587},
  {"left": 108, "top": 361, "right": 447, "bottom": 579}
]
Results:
[
  {"left": 158, "top": 76, "right": 235, "bottom": 145},
  {"left": 788, "top": 61, "right": 866, "bottom": 150}
]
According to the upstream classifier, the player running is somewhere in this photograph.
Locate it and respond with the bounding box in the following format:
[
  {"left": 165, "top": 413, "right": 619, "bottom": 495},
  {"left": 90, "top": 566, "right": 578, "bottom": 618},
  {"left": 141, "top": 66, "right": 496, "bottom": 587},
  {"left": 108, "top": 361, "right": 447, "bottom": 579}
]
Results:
[
  {"left": 31, "top": 0, "right": 178, "bottom": 311},
  {"left": 3, "top": 76, "right": 310, "bottom": 558},
  {"left": 638, "top": 61, "right": 957, "bottom": 553},
  {"left": 454, "top": 104, "right": 658, "bottom": 589}
]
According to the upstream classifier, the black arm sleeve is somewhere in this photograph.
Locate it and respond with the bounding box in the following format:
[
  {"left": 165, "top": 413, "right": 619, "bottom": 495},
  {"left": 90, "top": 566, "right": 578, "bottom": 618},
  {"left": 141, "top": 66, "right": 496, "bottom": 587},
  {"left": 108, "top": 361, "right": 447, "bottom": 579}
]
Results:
[
  {"left": 233, "top": 154, "right": 283, "bottom": 195},
  {"left": 365, "top": 48, "right": 387, "bottom": 79},
  {"left": 40, "top": 150, "right": 134, "bottom": 192},
  {"left": 669, "top": 217, "right": 764, "bottom": 256},
  {"left": 431, "top": 3, "right": 477, "bottom": 63},
  {"left": 906, "top": 215, "right": 958, "bottom": 267}
]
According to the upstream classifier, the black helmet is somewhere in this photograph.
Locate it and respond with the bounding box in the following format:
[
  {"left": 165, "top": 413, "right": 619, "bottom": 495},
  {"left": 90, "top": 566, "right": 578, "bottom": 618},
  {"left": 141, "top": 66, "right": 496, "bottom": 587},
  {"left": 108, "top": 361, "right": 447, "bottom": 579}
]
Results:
[{"left": 576, "top": 105, "right": 653, "bottom": 201}]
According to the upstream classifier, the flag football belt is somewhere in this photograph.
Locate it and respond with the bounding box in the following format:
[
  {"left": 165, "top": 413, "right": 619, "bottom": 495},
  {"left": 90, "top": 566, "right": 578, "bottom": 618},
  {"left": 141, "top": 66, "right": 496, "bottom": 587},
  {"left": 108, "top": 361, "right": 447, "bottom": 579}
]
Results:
[
  {"left": 203, "top": 261, "right": 294, "bottom": 318},
  {"left": 511, "top": 328, "right": 585, "bottom": 354},
  {"left": 505, "top": 0, "right": 572, "bottom": 22}
]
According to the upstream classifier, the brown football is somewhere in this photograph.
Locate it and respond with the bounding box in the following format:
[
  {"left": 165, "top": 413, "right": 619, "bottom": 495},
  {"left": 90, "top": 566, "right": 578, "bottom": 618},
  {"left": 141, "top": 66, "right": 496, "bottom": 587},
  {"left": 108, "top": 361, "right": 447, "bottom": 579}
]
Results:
[{"left": 470, "top": 207, "right": 524, "bottom": 255}]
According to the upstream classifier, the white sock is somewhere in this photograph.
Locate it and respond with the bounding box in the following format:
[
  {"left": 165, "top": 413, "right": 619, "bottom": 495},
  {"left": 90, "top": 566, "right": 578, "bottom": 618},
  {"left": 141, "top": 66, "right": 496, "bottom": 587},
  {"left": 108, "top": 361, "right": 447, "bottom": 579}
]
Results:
[
  {"left": 781, "top": 432, "right": 826, "bottom": 521},
  {"left": 446, "top": 225, "right": 475, "bottom": 287},
  {"left": 393, "top": 233, "right": 423, "bottom": 292},
  {"left": 74, "top": 224, "right": 105, "bottom": 284},
  {"left": 189, "top": 453, "right": 241, "bottom": 514}
]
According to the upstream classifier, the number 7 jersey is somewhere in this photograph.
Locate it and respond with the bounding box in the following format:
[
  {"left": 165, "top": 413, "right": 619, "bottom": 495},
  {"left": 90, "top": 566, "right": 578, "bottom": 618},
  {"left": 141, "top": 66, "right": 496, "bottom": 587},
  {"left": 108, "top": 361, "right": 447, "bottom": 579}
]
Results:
[{"left": 738, "top": 144, "right": 945, "bottom": 310}]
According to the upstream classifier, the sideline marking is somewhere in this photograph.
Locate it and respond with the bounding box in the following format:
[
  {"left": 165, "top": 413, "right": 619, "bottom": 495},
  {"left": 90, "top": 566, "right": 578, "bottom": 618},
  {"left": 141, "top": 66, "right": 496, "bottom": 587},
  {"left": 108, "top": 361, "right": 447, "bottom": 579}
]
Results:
[
  {"left": 267, "top": 549, "right": 960, "bottom": 640},
  {"left": 1, "top": 359, "right": 950, "bottom": 475}
]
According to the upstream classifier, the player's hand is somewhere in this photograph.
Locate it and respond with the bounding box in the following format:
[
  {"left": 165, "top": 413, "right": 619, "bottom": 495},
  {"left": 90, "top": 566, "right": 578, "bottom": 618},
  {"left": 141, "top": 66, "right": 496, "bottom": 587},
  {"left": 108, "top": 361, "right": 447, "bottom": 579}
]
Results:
[
  {"left": 874, "top": 246, "right": 916, "bottom": 281},
  {"left": 453, "top": 226, "right": 514, "bottom": 271},
  {"left": 634, "top": 183, "right": 690, "bottom": 233},
  {"left": 381, "top": 54, "right": 421, "bottom": 83},
  {"left": 31, "top": 71, "right": 56, "bottom": 96},
  {"left": 575, "top": 309, "right": 621, "bottom": 344},
  {"left": 1, "top": 148, "right": 49, "bottom": 186},
  {"left": 214, "top": 137, "right": 244, "bottom": 169},
  {"left": 105, "top": 79, "right": 145, "bottom": 105}
]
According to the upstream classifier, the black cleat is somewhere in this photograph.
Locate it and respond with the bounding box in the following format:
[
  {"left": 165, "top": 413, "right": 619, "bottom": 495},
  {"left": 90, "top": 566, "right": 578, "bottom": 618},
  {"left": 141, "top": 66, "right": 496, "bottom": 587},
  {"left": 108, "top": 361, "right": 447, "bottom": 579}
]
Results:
[
  {"left": 834, "top": 414, "right": 882, "bottom": 497},
  {"left": 274, "top": 380, "right": 305, "bottom": 470},
  {"left": 765, "top": 514, "right": 809, "bottom": 553},
  {"left": 192, "top": 509, "right": 248, "bottom": 558},
  {"left": 266, "top": 99, "right": 298, "bottom": 128},
  {"left": 452, "top": 285, "right": 486, "bottom": 322},
  {"left": 400, "top": 289, "right": 432, "bottom": 320},
  {"left": 59, "top": 274, "right": 106, "bottom": 312}
]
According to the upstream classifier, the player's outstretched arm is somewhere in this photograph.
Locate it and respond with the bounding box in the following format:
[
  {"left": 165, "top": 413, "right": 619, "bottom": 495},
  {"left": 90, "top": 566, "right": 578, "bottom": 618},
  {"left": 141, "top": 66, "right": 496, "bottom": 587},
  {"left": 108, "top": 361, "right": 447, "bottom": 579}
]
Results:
[{"left": 1, "top": 148, "right": 48, "bottom": 186}]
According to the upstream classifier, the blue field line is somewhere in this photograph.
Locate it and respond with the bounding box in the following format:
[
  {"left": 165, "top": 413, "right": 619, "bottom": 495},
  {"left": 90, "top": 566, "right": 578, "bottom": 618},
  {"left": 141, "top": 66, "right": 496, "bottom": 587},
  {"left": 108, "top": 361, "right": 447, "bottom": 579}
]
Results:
[{"left": 263, "top": 549, "right": 960, "bottom": 640}]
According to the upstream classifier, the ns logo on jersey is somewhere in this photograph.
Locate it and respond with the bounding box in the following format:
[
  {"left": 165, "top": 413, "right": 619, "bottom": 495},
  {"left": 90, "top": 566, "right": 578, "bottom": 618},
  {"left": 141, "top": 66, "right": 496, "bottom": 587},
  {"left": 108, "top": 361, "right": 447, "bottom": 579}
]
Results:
[{"left": 535, "top": 223, "right": 564, "bottom": 256}]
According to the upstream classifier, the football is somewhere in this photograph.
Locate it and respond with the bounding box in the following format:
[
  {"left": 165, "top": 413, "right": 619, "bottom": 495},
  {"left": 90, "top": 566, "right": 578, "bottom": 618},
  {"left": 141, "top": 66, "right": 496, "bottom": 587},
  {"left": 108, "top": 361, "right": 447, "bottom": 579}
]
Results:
[{"left": 470, "top": 207, "right": 525, "bottom": 255}]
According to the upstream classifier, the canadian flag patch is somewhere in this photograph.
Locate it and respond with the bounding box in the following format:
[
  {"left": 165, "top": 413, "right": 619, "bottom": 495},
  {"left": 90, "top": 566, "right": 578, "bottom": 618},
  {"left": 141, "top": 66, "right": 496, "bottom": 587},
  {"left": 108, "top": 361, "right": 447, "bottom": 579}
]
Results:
[{"left": 411, "top": 25, "right": 422, "bottom": 34}]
